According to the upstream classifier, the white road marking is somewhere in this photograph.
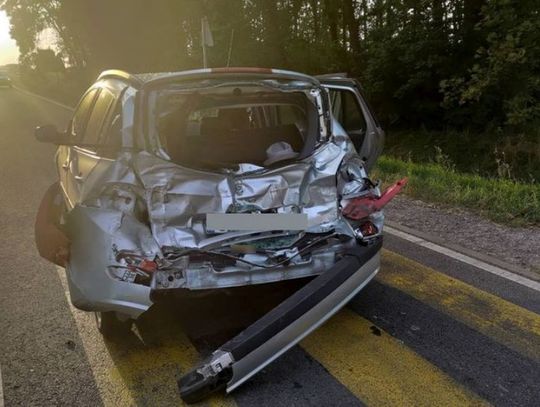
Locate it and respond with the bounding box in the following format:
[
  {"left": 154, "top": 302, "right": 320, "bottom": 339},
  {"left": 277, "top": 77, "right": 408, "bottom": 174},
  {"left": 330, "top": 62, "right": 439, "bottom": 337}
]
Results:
[
  {"left": 0, "top": 363, "right": 5, "bottom": 407},
  {"left": 54, "top": 266, "right": 131, "bottom": 406},
  {"left": 385, "top": 225, "right": 540, "bottom": 292}
]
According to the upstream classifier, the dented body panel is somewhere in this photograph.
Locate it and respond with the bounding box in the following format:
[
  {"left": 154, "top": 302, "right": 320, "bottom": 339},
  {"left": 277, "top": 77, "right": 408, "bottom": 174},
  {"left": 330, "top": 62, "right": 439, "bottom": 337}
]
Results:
[
  {"left": 63, "top": 135, "right": 374, "bottom": 316},
  {"left": 136, "top": 141, "right": 347, "bottom": 247},
  {"left": 35, "top": 68, "right": 398, "bottom": 400},
  {"left": 66, "top": 206, "right": 155, "bottom": 317}
]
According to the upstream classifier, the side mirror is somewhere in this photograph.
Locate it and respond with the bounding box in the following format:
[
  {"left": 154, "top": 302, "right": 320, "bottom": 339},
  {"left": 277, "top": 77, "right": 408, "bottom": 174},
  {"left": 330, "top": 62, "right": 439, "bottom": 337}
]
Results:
[{"left": 35, "top": 125, "right": 69, "bottom": 144}]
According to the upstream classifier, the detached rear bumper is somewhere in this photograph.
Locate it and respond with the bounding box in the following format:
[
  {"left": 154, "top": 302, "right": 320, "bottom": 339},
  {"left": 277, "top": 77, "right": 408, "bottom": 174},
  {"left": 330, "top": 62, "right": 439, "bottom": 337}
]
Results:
[{"left": 179, "top": 238, "right": 382, "bottom": 403}]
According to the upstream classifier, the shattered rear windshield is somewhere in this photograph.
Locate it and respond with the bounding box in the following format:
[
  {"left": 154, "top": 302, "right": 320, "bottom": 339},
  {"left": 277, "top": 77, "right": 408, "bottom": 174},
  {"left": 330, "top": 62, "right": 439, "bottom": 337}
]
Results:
[{"left": 147, "top": 81, "right": 321, "bottom": 169}]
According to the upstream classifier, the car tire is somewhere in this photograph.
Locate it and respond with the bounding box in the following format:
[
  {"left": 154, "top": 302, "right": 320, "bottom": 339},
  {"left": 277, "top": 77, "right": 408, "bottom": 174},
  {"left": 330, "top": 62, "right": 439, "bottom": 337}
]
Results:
[{"left": 95, "top": 311, "right": 132, "bottom": 338}]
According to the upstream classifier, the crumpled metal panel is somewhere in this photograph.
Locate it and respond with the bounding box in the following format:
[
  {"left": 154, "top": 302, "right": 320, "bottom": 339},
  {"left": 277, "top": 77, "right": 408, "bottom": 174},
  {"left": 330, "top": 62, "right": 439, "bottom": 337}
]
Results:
[
  {"left": 66, "top": 206, "right": 158, "bottom": 317},
  {"left": 80, "top": 153, "right": 141, "bottom": 204},
  {"left": 55, "top": 71, "right": 391, "bottom": 319},
  {"left": 131, "top": 141, "right": 349, "bottom": 248}
]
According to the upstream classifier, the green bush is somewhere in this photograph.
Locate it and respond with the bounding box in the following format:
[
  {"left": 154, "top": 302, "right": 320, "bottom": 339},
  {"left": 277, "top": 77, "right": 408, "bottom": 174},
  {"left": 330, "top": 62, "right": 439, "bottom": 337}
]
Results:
[
  {"left": 384, "top": 130, "right": 540, "bottom": 182},
  {"left": 372, "top": 156, "right": 540, "bottom": 226}
]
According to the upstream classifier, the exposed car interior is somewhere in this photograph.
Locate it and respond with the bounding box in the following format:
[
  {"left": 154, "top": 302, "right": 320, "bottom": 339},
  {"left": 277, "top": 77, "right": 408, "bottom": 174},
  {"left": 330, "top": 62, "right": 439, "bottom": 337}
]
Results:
[{"left": 155, "top": 87, "right": 318, "bottom": 169}]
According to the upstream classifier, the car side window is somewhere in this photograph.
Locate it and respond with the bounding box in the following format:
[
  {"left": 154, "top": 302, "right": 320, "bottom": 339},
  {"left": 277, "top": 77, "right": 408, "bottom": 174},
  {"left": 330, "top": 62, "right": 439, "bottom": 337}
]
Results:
[
  {"left": 83, "top": 89, "right": 116, "bottom": 148},
  {"left": 329, "top": 89, "right": 367, "bottom": 137},
  {"left": 71, "top": 89, "right": 98, "bottom": 140}
]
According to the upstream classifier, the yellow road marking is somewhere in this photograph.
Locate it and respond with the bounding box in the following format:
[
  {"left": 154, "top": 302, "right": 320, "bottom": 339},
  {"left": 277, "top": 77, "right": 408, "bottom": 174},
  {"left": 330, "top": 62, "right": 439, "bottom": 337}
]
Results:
[
  {"left": 379, "top": 250, "right": 540, "bottom": 361},
  {"left": 302, "top": 309, "right": 488, "bottom": 406},
  {"left": 385, "top": 226, "right": 540, "bottom": 291},
  {"left": 54, "top": 247, "right": 540, "bottom": 406},
  {"left": 56, "top": 267, "right": 235, "bottom": 407}
]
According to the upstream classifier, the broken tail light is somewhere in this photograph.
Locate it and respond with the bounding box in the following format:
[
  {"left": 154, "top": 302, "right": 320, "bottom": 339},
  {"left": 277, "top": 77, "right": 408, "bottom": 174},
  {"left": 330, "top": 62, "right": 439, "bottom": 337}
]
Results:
[
  {"left": 137, "top": 259, "right": 158, "bottom": 273},
  {"left": 343, "top": 178, "right": 408, "bottom": 220},
  {"left": 357, "top": 221, "right": 378, "bottom": 237}
]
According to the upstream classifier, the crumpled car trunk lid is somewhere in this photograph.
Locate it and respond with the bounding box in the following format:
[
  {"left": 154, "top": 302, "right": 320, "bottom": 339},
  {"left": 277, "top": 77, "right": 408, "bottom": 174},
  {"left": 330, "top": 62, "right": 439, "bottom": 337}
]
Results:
[{"left": 133, "top": 141, "right": 346, "bottom": 249}]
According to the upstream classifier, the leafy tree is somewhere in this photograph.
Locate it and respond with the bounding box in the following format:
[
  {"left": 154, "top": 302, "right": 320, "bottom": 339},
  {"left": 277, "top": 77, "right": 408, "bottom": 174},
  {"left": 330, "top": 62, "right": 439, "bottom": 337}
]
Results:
[
  {"left": 33, "top": 48, "right": 64, "bottom": 73},
  {"left": 1, "top": 0, "right": 538, "bottom": 148},
  {"left": 442, "top": 0, "right": 540, "bottom": 132}
]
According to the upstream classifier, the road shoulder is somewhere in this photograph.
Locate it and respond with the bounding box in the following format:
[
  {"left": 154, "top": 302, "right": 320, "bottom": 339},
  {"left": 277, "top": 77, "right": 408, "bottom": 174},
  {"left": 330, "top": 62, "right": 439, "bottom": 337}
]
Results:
[{"left": 385, "top": 195, "right": 540, "bottom": 274}]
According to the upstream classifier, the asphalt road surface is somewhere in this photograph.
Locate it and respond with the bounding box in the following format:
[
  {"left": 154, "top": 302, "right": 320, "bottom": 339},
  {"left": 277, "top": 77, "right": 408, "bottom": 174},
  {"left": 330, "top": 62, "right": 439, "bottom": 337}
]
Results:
[{"left": 1, "top": 87, "right": 539, "bottom": 407}]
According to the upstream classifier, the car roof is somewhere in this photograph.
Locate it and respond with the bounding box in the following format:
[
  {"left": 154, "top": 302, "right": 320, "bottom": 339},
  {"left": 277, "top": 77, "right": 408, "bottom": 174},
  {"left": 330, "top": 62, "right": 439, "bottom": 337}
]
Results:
[{"left": 97, "top": 68, "right": 320, "bottom": 89}]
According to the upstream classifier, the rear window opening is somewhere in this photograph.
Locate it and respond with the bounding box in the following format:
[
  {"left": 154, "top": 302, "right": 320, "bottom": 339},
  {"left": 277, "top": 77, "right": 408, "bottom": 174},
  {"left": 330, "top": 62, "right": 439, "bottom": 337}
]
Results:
[{"left": 148, "top": 83, "right": 321, "bottom": 169}]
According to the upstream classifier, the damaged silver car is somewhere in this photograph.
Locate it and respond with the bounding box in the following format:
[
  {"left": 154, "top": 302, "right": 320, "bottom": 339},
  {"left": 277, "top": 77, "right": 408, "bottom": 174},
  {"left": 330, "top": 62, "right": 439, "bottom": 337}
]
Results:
[{"left": 35, "top": 67, "right": 405, "bottom": 402}]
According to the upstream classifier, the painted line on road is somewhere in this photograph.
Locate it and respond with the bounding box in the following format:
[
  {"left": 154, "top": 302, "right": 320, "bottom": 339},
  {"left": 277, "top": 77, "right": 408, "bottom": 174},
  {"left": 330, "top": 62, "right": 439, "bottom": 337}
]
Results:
[
  {"left": 55, "top": 267, "right": 235, "bottom": 407},
  {"left": 13, "top": 86, "right": 75, "bottom": 111},
  {"left": 0, "top": 363, "right": 4, "bottom": 407},
  {"left": 385, "top": 225, "right": 540, "bottom": 292},
  {"left": 379, "top": 249, "right": 540, "bottom": 362},
  {"left": 301, "top": 309, "right": 488, "bottom": 406}
]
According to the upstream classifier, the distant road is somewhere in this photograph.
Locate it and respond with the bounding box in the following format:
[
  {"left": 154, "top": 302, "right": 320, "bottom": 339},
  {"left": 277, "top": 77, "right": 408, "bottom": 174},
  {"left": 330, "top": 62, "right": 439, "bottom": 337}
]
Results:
[{"left": 1, "top": 87, "right": 539, "bottom": 406}]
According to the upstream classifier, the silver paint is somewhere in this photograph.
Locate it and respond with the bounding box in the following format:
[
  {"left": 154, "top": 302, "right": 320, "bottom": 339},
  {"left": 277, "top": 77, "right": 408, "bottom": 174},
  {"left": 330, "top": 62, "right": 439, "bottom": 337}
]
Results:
[{"left": 64, "top": 72, "right": 384, "bottom": 318}]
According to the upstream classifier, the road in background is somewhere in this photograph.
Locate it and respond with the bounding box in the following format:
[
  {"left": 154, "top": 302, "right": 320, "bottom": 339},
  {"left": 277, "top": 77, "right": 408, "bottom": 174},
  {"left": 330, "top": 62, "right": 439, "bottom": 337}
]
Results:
[{"left": 1, "top": 88, "right": 539, "bottom": 406}]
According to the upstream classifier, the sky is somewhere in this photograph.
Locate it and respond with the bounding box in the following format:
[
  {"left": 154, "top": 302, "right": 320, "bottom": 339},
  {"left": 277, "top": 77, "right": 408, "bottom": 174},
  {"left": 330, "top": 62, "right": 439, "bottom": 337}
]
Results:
[{"left": 0, "top": 10, "right": 19, "bottom": 65}]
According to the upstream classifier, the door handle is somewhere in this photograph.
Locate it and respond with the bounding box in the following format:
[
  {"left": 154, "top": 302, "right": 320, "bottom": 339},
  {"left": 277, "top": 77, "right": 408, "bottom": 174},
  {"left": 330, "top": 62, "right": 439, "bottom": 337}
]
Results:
[{"left": 74, "top": 173, "right": 84, "bottom": 181}]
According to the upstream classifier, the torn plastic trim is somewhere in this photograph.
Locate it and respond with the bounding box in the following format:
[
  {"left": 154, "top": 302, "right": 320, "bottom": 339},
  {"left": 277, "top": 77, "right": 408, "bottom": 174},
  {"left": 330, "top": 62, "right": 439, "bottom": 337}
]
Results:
[{"left": 178, "top": 238, "right": 382, "bottom": 403}]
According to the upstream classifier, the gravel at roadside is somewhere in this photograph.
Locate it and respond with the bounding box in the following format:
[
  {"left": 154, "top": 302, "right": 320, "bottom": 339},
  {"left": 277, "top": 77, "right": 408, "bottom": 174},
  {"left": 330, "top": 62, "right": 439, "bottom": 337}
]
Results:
[{"left": 385, "top": 195, "right": 540, "bottom": 274}]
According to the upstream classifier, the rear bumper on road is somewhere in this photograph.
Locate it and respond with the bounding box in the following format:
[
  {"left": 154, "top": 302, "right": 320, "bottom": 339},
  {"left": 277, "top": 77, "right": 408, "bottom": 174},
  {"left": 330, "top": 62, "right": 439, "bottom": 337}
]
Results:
[{"left": 178, "top": 238, "right": 382, "bottom": 403}]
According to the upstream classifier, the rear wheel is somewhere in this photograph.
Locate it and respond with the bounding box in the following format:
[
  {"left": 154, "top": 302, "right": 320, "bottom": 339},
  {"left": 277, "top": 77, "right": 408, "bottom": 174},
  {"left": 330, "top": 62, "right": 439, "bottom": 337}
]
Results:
[{"left": 95, "top": 312, "right": 132, "bottom": 338}]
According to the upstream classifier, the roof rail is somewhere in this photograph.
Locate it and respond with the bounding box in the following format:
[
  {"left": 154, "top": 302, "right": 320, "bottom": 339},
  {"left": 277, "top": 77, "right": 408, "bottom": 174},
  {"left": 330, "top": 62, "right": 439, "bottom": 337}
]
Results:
[{"left": 97, "top": 70, "right": 143, "bottom": 87}]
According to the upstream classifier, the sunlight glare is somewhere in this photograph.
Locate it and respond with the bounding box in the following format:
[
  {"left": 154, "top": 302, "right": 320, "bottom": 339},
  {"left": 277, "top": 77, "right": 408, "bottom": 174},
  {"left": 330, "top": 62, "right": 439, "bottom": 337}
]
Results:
[{"left": 0, "top": 10, "right": 19, "bottom": 65}]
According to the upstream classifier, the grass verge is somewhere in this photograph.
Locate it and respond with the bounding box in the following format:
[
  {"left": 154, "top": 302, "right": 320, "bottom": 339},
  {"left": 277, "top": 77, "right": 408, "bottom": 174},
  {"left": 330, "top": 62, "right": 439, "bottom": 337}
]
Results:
[{"left": 372, "top": 156, "right": 539, "bottom": 226}]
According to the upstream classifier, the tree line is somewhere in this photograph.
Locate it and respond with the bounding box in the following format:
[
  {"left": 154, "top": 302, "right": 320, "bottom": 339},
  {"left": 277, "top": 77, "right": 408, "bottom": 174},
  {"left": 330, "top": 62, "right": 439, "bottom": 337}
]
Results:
[{"left": 2, "top": 0, "right": 539, "bottom": 146}]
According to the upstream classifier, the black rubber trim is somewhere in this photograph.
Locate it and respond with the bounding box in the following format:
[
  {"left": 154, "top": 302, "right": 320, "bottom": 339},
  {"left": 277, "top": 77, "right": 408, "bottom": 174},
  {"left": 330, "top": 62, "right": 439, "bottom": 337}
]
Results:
[
  {"left": 221, "top": 238, "right": 382, "bottom": 360},
  {"left": 179, "top": 365, "right": 233, "bottom": 404}
]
